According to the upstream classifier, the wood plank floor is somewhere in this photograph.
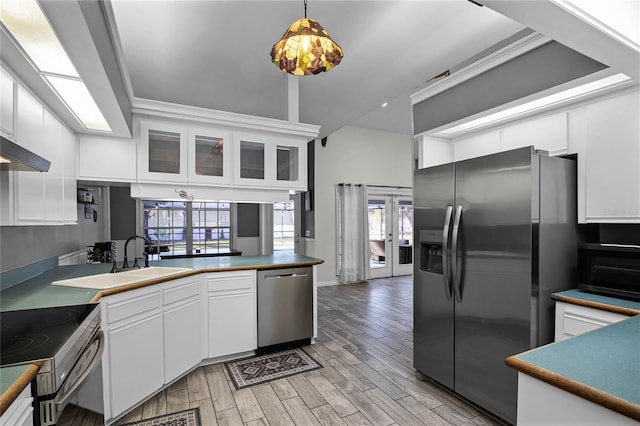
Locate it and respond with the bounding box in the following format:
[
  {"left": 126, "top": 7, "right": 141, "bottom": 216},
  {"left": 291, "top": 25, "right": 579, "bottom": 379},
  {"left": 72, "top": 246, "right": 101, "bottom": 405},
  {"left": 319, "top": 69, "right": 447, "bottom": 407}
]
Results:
[{"left": 59, "top": 276, "right": 501, "bottom": 426}]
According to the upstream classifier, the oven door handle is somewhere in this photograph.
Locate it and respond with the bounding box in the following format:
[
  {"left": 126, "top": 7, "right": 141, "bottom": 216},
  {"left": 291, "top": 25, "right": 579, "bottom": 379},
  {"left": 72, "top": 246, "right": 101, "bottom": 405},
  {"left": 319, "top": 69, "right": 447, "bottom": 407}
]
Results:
[{"left": 55, "top": 330, "right": 104, "bottom": 409}]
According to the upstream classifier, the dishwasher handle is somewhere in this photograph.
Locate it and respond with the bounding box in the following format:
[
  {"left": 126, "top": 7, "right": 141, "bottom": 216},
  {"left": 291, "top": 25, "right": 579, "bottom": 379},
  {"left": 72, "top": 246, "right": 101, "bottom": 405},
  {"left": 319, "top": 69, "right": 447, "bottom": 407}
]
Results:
[{"left": 264, "top": 273, "right": 309, "bottom": 279}]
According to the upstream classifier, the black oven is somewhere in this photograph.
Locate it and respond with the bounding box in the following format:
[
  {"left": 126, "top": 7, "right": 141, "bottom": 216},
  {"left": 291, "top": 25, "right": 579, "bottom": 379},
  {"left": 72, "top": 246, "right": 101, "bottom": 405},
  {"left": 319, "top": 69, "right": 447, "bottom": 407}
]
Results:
[
  {"left": 578, "top": 243, "right": 640, "bottom": 301},
  {"left": 0, "top": 304, "right": 103, "bottom": 426}
]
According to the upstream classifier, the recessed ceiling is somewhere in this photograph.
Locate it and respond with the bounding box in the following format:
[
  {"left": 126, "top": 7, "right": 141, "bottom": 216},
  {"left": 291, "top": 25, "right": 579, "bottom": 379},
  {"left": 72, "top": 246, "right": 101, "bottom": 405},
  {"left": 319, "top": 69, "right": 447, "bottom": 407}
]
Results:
[{"left": 109, "top": 0, "right": 525, "bottom": 137}]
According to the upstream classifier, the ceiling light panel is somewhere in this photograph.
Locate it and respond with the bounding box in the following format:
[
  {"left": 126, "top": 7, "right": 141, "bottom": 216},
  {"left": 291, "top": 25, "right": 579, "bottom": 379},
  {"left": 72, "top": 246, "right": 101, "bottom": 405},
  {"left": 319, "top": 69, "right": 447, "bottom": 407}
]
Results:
[
  {"left": 45, "top": 76, "right": 111, "bottom": 131},
  {"left": 0, "top": 0, "right": 79, "bottom": 77},
  {"left": 1, "top": 0, "right": 112, "bottom": 133}
]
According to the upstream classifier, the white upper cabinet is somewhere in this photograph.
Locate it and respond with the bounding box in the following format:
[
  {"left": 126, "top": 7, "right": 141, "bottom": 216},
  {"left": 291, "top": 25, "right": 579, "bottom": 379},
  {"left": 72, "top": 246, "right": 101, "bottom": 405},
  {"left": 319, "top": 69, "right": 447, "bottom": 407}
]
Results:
[
  {"left": 62, "top": 126, "right": 77, "bottom": 223},
  {"left": 449, "top": 113, "right": 569, "bottom": 162},
  {"left": 138, "top": 120, "right": 188, "bottom": 183},
  {"left": 187, "top": 126, "right": 231, "bottom": 185},
  {"left": 14, "top": 86, "right": 45, "bottom": 225},
  {"left": 232, "top": 132, "right": 306, "bottom": 191},
  {"left": 233, "top": 131, "right": 269, "bottom": 187},
  {"left": 452, "top": 130, "right": 501, "bottom": 162},
  {"left": 275, "top": 138, "right": 305, "bottom": 190},
  {"left": 1, "top": 66, "right": 14, "bottom": 139},
  {"left": 583, "top": 89, "right": 640, "bottom": 223},
  {"left": 42, "top": 109, "right": 64, "bottom": 223},
  {"left": 421, "top": 88, "right": 639, "bottom": 224},
  {"left": 78, "top": 135, "right": 136, "bottom": 182},
  {"left": 501, "top": 113, "right": 568, "bottom": 156},
  {"left": 7, "top": 81, "right": 77, "bottom": 225},
  {"left": 16, "top": 86, "right": 43, "bottom": 154},
  {"left": 134, "top": 117, "right": 309, "bottom": 192}
]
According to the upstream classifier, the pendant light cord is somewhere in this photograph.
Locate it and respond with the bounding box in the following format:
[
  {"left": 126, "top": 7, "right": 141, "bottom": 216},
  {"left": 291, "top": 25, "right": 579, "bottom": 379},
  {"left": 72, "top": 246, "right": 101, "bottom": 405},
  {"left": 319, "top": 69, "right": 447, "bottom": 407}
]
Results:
[{"left": 304, "top": 0, "right": 307, "bottom": 18}]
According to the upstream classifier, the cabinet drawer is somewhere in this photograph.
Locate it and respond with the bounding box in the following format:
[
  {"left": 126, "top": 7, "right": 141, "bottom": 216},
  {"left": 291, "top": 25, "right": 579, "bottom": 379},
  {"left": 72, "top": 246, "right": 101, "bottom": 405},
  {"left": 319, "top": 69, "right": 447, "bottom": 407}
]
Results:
[
  {"left": 561, "top": 306, "right": 628, "bottom": 338},
  {"left": 207, "top": 272, "right": 255, "bottom": 293},
  {"left": 163, "top": 279, "right": 200, "bottom": 306},
  {"left": 106, "top": 290, "right": 161, "bottom": 324},
  {"left": 562, "top": 312, "right": 609, "bottom": 337}
]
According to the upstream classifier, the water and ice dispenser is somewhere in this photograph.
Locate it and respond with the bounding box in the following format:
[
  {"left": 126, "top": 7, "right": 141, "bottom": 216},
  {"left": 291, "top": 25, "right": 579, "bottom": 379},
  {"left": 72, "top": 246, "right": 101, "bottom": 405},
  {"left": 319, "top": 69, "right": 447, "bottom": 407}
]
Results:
[{"left": 419, "top": 229, "right": 443, "bottom": 274}]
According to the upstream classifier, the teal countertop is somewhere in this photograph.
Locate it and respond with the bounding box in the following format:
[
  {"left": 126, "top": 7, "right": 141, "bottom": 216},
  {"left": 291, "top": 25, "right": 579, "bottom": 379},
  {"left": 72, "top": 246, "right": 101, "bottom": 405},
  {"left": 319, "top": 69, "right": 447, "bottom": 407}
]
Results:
[
  {"left": 0, "top": 366, "right": 30, "bottom": 396},
  {"left": 508, "top": 293, "right": 640, "bottom": 420},
  {"left": 0, "top": 252, "right": 322, "bottom": 412},
  {"left": 552, "top": 289, "right": 640, "bottom": 315},
  {"left": 1, "top": 252, "right": 322, "bottom": 312},
  {"left": 512, "top": 316, "right": 640, "bottom": 404}
]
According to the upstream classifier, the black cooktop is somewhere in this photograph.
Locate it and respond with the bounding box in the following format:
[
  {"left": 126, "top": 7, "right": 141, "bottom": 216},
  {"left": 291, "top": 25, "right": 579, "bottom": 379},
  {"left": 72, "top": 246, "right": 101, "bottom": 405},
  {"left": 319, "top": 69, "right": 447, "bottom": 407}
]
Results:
[{"left": 0, "top": 304, "right": 98, "bottom": 366}]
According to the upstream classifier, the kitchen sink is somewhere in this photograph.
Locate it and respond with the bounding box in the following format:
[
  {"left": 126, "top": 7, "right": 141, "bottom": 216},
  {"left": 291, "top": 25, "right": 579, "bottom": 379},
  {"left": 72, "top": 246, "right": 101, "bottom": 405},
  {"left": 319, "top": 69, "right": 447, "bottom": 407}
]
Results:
[{"left": 51, "top": 267, "right": 192, "bottom": 290}]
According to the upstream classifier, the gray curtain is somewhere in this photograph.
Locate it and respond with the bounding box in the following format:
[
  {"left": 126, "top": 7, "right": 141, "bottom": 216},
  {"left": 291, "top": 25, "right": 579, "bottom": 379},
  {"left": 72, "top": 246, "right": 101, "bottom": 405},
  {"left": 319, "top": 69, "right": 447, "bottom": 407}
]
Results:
[{"left": 336, "top": 184, "right": 370, "bottom": 284}]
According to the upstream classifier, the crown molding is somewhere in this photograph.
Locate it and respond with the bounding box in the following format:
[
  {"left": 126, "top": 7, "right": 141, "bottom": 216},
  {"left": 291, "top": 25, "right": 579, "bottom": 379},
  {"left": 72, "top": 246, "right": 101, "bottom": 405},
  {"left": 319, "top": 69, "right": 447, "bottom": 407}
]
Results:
[
  {"left": 410, "top": 32, "right": 552, "bottom": 105},
  {"left": 132, "top": 98, "right": 320, "bottom": 139}
]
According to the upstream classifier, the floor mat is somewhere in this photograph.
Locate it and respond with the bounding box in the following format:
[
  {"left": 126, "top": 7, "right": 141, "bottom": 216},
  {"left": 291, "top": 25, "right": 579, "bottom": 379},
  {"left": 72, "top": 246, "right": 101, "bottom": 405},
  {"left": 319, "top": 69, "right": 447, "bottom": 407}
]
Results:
[
  {"left": 225, "top": 347, "right": 322, "bottom": 389},
  {"left": 119, "top": 408, "right": 200, "bottom": 426}
]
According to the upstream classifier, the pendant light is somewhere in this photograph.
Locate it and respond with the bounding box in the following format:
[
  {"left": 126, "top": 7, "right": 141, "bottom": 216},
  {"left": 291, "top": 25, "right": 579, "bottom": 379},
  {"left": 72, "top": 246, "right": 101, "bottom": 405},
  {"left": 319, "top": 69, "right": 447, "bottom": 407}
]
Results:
[{"left": 270, "top": 0, "right": 343, "bottom": 76}]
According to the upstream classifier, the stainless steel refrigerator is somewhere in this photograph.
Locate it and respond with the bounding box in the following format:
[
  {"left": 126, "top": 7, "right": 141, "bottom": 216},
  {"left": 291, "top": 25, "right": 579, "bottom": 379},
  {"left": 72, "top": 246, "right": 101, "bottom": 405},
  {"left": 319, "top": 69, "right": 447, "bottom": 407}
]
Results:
[{"left": 413, "top": 146, "right": 577, "bottom": 424}]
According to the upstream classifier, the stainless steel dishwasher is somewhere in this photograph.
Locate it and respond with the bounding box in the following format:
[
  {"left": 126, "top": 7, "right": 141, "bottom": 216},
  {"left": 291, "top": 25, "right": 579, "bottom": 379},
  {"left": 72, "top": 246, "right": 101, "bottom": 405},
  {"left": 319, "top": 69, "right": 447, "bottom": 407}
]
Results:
[{"left": 257, "top": 267, "right": 313, "bottom": 350}]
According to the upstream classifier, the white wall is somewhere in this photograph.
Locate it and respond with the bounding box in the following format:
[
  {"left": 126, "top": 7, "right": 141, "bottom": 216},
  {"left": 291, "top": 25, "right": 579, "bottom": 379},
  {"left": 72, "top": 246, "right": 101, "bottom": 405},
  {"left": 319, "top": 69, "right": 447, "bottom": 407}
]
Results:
[{"left": 313, "top": 126, "right": 413, "bottom": 284}]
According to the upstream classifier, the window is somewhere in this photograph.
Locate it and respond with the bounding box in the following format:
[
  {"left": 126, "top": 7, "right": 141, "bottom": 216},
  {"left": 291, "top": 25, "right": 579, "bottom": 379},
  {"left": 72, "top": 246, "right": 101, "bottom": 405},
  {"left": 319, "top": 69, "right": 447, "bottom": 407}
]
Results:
[
  {"left": 368, "top": 199, "right": 386, "bottom": 266},
  {"left": 368, "top": 200, "right": 386, "bottom": 241},
  {"left": 192, "top": 202, "right": 231, "bottom": 252},
  {"left": 143, "top": 201, "right": 186, "bottom": 253},
  {"left": 273, "top": 201, "right": 294, "bottom": 251},
  {"left": 143, "top": 200, "right": 231, "bottom": 255}
]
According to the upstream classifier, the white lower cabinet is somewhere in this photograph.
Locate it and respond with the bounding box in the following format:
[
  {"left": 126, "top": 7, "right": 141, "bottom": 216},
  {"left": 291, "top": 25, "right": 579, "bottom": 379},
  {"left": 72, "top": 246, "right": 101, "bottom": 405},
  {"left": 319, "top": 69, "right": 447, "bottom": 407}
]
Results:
[
  {"left": 0, "top": 385, "right": 33, "bottom": 426},
  {"left": 554, "top": 301, "right": 629, "bottom": 342},
  {"left": 163, "top": 277, "right": 202, "bottom": 383},
  {"left": 517, "top": 372, "right": 637, "bottom": 425},
  {"left": 102, "top": 286, "right": 163, "bottom": 420},
  {"left": 101, "top": 271, "right": 258, "bottom": 423},
  {"left": 206, "top": 271, "right": 257, "bottom": 358},
  {"left": 107, "top": 312, "right": 163, "bottom": 419}
]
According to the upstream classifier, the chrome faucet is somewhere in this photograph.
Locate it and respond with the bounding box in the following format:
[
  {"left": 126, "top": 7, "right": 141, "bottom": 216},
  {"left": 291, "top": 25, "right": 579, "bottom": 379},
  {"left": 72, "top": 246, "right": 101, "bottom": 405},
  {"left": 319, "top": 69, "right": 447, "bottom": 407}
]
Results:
[{"left": 122, "top": 235, "right": 151, "bottom": 269}]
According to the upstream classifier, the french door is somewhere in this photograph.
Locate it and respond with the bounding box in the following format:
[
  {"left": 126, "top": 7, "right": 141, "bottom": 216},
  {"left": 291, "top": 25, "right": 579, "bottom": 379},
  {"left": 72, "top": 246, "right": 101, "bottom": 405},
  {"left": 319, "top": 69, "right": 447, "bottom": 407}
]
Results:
[{"left": 368, "top": 191, "right": 413, "bottom": 278}]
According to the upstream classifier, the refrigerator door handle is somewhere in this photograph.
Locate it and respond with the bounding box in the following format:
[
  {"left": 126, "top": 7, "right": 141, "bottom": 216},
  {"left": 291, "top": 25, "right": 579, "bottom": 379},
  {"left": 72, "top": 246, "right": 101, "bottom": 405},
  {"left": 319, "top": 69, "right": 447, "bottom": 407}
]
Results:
[
  {"left": 442, "top": 206, "right": 454, "bottom": 300},
  {"left": 451, "top": 205, "right": 463, "bottom": 303}
]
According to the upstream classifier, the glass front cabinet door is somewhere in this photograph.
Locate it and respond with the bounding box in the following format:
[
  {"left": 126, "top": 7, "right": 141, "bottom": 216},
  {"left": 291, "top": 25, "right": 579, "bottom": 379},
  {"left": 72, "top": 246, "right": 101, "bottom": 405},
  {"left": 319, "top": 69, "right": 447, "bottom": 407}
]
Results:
[
  {"left": 233, "top": 132, "right": 268, "bottom": 186},
  {"left": 273, "top": 135, "right": 306, "bottom": 191},
  {"left": 188, "top": 127, "right": 232, "bottom": 185},
  {"left": 233, "top": 132, "right": 306, "bottom": 190},
  {"left": 138, "top": 121, "right": 188, "bottom": 183}
]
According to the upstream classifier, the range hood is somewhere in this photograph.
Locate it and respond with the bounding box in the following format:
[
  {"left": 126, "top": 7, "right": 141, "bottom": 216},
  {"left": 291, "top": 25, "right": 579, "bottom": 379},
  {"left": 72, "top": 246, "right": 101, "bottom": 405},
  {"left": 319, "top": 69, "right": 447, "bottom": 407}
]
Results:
[{"left": 0, "top": 135, "right": 50, "bottom": 172}]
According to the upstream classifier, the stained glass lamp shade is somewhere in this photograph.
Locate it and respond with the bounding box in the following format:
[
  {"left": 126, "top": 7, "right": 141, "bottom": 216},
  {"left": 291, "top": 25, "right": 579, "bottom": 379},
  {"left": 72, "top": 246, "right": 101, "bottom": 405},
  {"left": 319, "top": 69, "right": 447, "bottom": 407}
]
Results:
[{"left": 270, "top": 15, "right": 343, "bottom": 76}]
